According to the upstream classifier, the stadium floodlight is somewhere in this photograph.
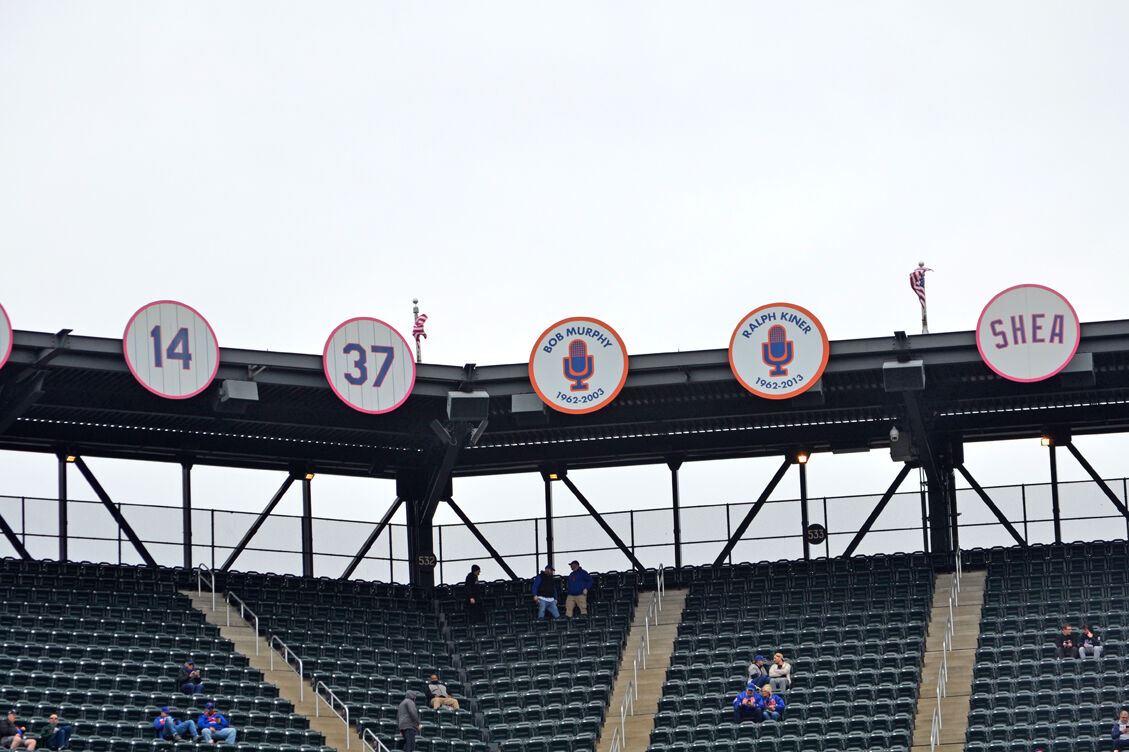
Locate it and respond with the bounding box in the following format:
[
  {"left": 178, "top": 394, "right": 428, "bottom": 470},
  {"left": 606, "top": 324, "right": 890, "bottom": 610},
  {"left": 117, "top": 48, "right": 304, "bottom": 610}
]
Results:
[
  {"left": 1040, "top": 435, "right": 1052, "bottom": 447},
  {"left": 795, "top": 452, "right": 809, "bottom": 465},
  {"left": 304, "top": 473, "right": 315, "bottom": 481},
  {"left": 64, "top": 455, "right": 77, "bottom": 463}
]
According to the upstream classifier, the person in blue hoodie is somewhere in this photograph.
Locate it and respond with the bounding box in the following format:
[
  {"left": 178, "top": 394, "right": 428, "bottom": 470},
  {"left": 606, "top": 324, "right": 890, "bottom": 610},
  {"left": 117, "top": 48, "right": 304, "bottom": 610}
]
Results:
[
  {"left": 152, "top": 707, "right": 199, "bottom": 742},
  {"left": 732, "top": 683, "right": 760, "bottom": 724},
  {"left": 565, "top": 560, "right": 594, "bottom": 617},
  {"left": 197, "top": 702, "right": 236, "bottom": 744},
  {"left": 754, "top": 685, "right": 786, "bottom": 722},
  {"left": 532, "top": 565, "right": 560, "bottom": 619}
]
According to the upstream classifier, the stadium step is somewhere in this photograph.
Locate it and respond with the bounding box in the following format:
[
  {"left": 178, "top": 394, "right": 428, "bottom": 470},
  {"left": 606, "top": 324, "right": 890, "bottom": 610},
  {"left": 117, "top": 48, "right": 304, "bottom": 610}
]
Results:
[
  {"left": 181, "top": 589, "right": 350, "bottom": 752},
  {"left": 596, "top": 587, "right": 688, "bottom": 752},
  {"left": 910, "top": 569, "right": 986, "bottom": 752}
]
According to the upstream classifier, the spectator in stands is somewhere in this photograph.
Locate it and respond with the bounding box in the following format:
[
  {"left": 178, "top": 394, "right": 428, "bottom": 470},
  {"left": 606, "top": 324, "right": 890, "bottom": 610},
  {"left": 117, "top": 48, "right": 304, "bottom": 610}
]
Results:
[
  {"left": 532, "top": 564, "right": 560, "bottom": 619},
  {"left": 1054, "top": 624, "right": 1078, "bottom": 659},
  {"left": 0, "top": 709, "right": 36, "bottom": 750},
  {"left": 465, "top": 565, "right": 484, "bottom": 624},
  {"left": 565, "top": 560, "right": 594, "bottom": 617},
  {"left": 425, "top": 674, "right": 460, "bottom": 710},
  {"left": 196, "top": 702, "right": 236, "bottom": 744},
  {"left": 747, "top": 655, "right": 769, "bottom": 687},
  {"left": 1112, "top": 709, "right": 1129, "bottom": 750},
  {"left": 755, "top": 685, "right": 786, "bottom": 722},
  {"left": 768, "top": 652, "right": 792, "bottom": 692},
  {"left": 178, "top": 658, "right": 204, "bottom": 694},
  {"left": 153, "top": 707, "right": 199, "bottom": 742},
  {"left": 398, "top": 691, "right": 422, "bottom": 752},
  {"left": 34, "top": 713, "right": 72, "bottom": 750},
  {"left": 732, "top": 683, "right": 759, "bottom": 724},
  {"left": 1079, "top": 624, "right": 1104, "bottom": 659}
]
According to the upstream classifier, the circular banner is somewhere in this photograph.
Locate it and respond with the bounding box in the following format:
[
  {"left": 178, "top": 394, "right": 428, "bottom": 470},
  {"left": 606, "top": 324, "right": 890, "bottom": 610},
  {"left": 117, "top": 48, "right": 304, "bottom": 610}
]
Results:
[
  {"left": 976, "top": 284, "right": 1080, "bottom": 383},
  {"left": 323, "top": 317, "right": 416, "bottom": 414},
  {"left": 729, "top": 303, "right": 829, "bottom": 400},
  {"left": 529, "top": 316, "right": 628, "bottom": 414},
  {"left": 0, "top": 302, "right": 12, "bottom": 373},
  {"left": 123, "top": 300, "right": 220, "bottom": 399},
  {"left": 805, "top": 523, "right": 828, "bottom": 546}
]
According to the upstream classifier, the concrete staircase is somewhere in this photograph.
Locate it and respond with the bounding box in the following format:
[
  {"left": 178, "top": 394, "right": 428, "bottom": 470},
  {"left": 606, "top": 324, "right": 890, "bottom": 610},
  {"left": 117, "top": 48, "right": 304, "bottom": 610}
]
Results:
[
  {"left": 910, "top": 570, "right": 985, "bottom": 752},
  {"left": 182, "top": 589, "right": 354, "bottom": 751},
  {"left": 596, "top": 587, "right": 687, "bottom": 752}
]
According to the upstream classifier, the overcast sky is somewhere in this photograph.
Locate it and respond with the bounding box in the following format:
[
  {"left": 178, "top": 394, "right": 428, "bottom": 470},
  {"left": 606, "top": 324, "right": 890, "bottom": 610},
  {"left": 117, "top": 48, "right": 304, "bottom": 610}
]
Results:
[{"left": 2, "top": 2, "right": 1129, "bottom": 574}]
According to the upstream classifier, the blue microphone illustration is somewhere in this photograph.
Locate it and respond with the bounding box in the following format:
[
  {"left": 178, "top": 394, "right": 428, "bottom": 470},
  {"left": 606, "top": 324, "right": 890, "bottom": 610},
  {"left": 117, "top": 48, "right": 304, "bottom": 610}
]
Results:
[
  {"left": 563, "top": 339, "right": 595, "bottom": 391},
  {"left": 761, "top": 325, "right": 794, "bottom": 376}
]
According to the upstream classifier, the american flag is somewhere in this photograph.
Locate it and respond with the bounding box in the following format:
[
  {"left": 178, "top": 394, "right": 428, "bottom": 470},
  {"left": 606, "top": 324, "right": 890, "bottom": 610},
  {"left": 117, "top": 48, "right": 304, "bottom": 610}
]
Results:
[
  {"left": 909, "top": 267, "right": 931, "bottom": 309},
  {"left": 412, "top": 314, "right": 428, "bottom": 342}
]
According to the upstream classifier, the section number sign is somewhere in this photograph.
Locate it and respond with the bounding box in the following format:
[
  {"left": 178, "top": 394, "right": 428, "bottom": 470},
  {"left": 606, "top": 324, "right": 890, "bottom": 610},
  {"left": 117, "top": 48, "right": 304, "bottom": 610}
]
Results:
[
  {"left": 123, "top": 300, "right": 220, "bottom": 399},
  {"left": 323, "top": 317, "right": 416, "bottom": 414},
  {"left": 529, "top": 316, "right": 628, "bottom": 414}
]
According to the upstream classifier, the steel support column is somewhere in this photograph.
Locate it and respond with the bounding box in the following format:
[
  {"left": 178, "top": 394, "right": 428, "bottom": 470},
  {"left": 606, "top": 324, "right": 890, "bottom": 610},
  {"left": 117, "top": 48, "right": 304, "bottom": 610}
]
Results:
[
  {"left": 668, "top": 459, "right": 683, "bottom": 569},
  {"left": 713, "top": 457, "right": 792, "bottom": 567},
  {"left": 842, "top": 464, "right": 913, "bottom": 558},
  {"left": 799, "top": 462, "right": 810, "bottom": 561},
  {"left": 1064, "top": 442, "right": 1129, "bottom": 522},
  {"left": 445, "top": 497, "right": 519, "bottom": 580},
  {"left": 560, "top": 476, "right": 645, "bottom": 572},
  {"left": 340, "top": 497, "right": 403, "bottom": 580},
  {"left": 0, "top": 508, "right": 31, "bottom": 560},
  {"left": 221, "top": 474, "right": 296, "bottom": 572},
  {"left": 544, "top": 476, "right": 554, "bottom": 568},
  {"left": 301, "top": 477, "right": 314, "bottom": 578},
  {"left": 1049, "top": 444, "right": 1062, "bottom": 544},
  {"left": 401, "top": 470, "right": 439, "bottom": 588},
  {"left": 57, "top": 454, "right": 68, "bottom": 562},
  {"left": 72, "top": 456, "right": 158, "bottom": 567},
  {"left": 181, "top": 463, "right": 192, "bottom": 570},
  {"left": 955, "top": 464, "right": 1027, "bottom": 547}
]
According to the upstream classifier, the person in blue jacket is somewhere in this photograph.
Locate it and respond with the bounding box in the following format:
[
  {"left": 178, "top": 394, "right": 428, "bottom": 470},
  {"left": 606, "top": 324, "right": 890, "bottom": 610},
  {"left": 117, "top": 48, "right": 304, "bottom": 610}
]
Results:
[
  {"left": 732, "top": 683, "right": 760, "bottom": 724},
  {"left": 754, "top": 685, "right": 786, "bottom": 722},
  {"left": 197, "top": 702, "right": 237, "bottom": 744},
  {"left": 152, "top": 707, "right": 199, "bottom": 741},
  {"left": 532, "top": 565, "right": 560, "bottom": 619},
  {"left": 565, "top": 560, "right": 594, "bottom": 617}
]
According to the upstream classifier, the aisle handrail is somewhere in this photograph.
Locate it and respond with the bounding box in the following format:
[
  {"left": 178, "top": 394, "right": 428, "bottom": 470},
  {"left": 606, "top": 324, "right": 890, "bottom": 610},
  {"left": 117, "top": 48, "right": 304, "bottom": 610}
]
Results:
[
  {"left": 195, "top": 563, "right": 216, "bottom": 610},
  {"left": 315, "top": 679, "right": 351, "bottom": 749},
  {"left": 930, "top": 549, "right": 962, "bottom": 752},
  {"left": 270, "top": 634, "right": 305, "bottom": 702},
  {"left": 225, "top": 591, "right": 261, "bottom": 655},
  {"left": 361, "top": 727, "right": 393, "bottom": 752}
]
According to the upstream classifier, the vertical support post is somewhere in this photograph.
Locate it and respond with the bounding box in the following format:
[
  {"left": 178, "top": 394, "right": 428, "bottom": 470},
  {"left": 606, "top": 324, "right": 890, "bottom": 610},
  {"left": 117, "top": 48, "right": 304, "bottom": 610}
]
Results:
[
  {"left": 57, "top": 455, "right": 68, "bottom": 562},
  {"left": 182, "top": 463, "right": 193, "bottom": 570},
  {"left": 400, "top": 469, "right": 437, "bottom": 588},
  {"left": 799, "top": 461, "right": 810, "bottom": 561},
  {"left": 822, "top": 497, "right": 830, "bottom": 559},
  {"left": 668, "top": 459, "right": 683, "bottom": 569},
  {"left": 919, "top": 468, "right": 930, "bottom": 554},
  {"left": 301, "top": 476, "right": 314, "bottom": 578},
  {"left": 1021, "top": 484, "right": 1029, "bottom": 542},
  {"left": 544, "top": 476, "right": 554, "bottom": 567},
  {"left": 437, "top": 525, "right": 444, "bottom": 585},
  {"left": 1049, "top": 444, "right": 1062, "bottom": 544}
]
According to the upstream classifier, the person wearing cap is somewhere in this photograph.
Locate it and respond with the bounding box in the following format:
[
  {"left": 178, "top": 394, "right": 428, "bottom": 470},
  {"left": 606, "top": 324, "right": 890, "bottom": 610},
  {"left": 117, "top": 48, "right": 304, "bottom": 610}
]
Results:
[
  {"left": 746, "top": 655, "right": 770, "bottom": 688},
  {"left": 425, "top": 674, "right": 459, "bottom": 710},
  {"left": 754, "top": 685, "right": 786, "bottom": 722},
  {"left": 152, "top": 707, "right": 199, "bottom": 742},
  {"left": 196, "top": 702, "right": 235, "bottom": 744},
  {"left": 565, "top": 560, "right": 594, "bottom": 618},
  {"left": 532, "top": 565, "right": 560, "bottom": 619},
  {"left": 465, "top": 565, "right": 484, "bottom": 625},
  {"left": 177, "top": 658, "right": 204, "bottom": 695},
  {"left": 34, "top": 711, "right": 72, "bottom": 750},
  {"left": 1, "top": 709, "right": 36, "bottom": 749},
  {"left": 732, "top": 683, "right": 759, "bottom": 724},
  {"left": 768, "top": 652, "right": 792, "bottom": 693}
]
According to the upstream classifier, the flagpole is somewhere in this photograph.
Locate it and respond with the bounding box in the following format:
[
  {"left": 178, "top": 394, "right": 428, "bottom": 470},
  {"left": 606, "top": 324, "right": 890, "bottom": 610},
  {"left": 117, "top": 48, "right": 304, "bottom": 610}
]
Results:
[
  {"left": 413, "top": 298, "right": 422, "bottom": 363},
  {"left": 918, "top": 262, "right": 929, "bottom": 334}
]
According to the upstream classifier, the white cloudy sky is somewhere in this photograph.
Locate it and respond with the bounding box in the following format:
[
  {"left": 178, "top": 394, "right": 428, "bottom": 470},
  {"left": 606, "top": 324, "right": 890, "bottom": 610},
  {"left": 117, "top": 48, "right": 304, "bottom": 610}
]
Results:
[{"left": 2, "top": 2, "right": 1129, "bottom": 574}]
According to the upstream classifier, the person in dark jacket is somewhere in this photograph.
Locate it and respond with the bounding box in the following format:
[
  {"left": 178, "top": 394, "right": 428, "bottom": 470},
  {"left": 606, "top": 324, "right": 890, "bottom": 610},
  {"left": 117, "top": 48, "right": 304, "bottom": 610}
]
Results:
[
  {"left": 35, "top": 712, "right": 73, "bottom": 750},
  {"left": 565, "top": 560, "right": 594, "bottom": 617},
  {"left": 177, "top": 658, "right": 204, "bottom": 694},
  {"left": 152, "top": 707, "right": 199, "bottom": 742},
  {"left": 0, "top": 709, "right": 37, "bottom": 749},
  {"left": 397, "top": 691, "right": 422, "bottom": 752},
  {"left": 747, "top": 655, "right": 769, "bottom": 686},
  {"left": 465, "top": 565, "right": 483, "bottom": 624},
  {"left": 1079, "top": 624, "right": 1103, "bottom": 659},
  {"left": 1054, "top": 624, "right": 1078, "bottom": 659},
  {"left": 754, "top": 685, "right": 786, "bottom": 722},
  {"left": 1112, "top": 709, "right": 1129, "bottom": 750},
  {"left": 732, "top": 684, "right": 759, "bottom": 724},
  {"left": 532, "top": 565, "right": 560, "bottom": 619}
]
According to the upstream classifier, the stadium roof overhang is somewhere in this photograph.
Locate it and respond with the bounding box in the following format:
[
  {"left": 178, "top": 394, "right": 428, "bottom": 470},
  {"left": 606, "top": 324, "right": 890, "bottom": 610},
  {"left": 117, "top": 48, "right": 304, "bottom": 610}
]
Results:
[{"left": 3, "top": 321, "right": 1129, "bottom": 479}]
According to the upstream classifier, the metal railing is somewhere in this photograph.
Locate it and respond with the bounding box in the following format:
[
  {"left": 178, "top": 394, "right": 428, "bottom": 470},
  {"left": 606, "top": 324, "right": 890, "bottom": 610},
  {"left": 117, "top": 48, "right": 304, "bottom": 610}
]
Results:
[
  {"left": 610, "top": 565, "right": 666, "bottom": 752},
  {"left": 270, "top": 634, "right": 305, "bottom": 702},
  {"left": 224, "top": 591, "right": 261, "bottom": 655},
  {"left": 360, "top": 727, "right": 393, "bottom": 752},
  {"left": 315, "top": 680, "right": 351, "bottom": 749},
  {"left": 195, "top": 562, "right": 216, "bottom": 610},
  {"left": 930, "top": 549, "right": 962, "bottom": 752}
]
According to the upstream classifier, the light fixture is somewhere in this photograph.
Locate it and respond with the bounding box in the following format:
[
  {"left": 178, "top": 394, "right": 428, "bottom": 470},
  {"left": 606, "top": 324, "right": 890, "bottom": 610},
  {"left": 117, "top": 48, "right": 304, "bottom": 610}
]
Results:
[
  {"left": 796, "top": 452, "right": 809, "bottom": 465},
  {"left": 304, "top": 473, "right": 315, "bottom": 481},
  {"left": 548, "top": 473, "right": 559, "bottom": 481},
  {"left": 1040, "top": 435, "right": 1052, "bottom": 447},
  {"left": 65, "top": 455, "right": 77, "bottom": 463}
]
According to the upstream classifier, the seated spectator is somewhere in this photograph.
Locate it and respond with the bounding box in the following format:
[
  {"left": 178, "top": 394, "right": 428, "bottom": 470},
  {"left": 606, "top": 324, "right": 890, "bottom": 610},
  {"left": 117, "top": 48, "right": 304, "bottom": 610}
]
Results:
[
  {"left": 768, "top": 652, "right": 792, "bottom": 692},
  {"left": 178, "top": 658, "right": 204, "bottom": 694},
  {"left": 1079, "top": 624, "right": 1103, "bottom": 659},
  {"left": 0, "top": 709, "right": 36, "bottom": 750},
  {"left": 1112, "top": 709, "right": 1129, "bottom": 750},
  {"left": 35, "top": 712, "right": 72, "bottom": 750},
  {"left": 425, "top": 674, "right": 460, "bottom": 710},
  {"left": 732, "top": 683, "right": 759, "bottom": 724},
  {"left": 1054, "top": 624, "right": 1078, "bottom": 659},
  {"left": 755, "top": 685, "right": 786, "bottom": 722},
  {"left": 532, "top": 564, "right": 560, "bottom": 619},
  {"left": 152, "top": 707, "right": 199, "bottom": 742},
  {"left": 197, "top": 702, "right": 236, "bottom": 744},
  {"left": 747, "top": 654, "right": 769, "bottom": 686}
]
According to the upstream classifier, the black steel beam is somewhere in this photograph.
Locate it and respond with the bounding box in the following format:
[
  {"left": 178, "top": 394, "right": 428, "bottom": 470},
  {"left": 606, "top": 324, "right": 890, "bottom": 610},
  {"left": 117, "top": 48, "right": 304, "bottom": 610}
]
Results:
[
  {"left": 420, "top": 425, "right": 467, "bottom": 522},
  {"left": 713, "top": 457, "right": 792, "bottom": 567},
  {"left": 0, "top": 508, "right": 31, "bottom": 560},
  {"left": 544, "top": 476, "right": 554, "bottom": 567},
  {"left": 0, "top": 371, "right": 45, "bottom": 434},
  {"left": 1049, "top": 445, "right": 1062, "bottom": 544},
  {"left": 57, "top": 454, "right": 68, "bottom": 562},
  {"left": 668, "top": 459, "right": 683, "bottom": 569},
  {"left": 72, "top": 456, "right": 158, "bottom": 567},
  {"left": 445, "top": 497, "right": 520, "bottom": 580},
  {"left": 842, "top": 463, "right": 913, "bottom": 558},
  {"left": 1064, "top": 442, "right": 1129, "bottom": 521},
  {"left": 181, "top": 464, "right": 192, "bottom": 570},
  {"left": 340, "top": 497, "right": 403, "bottom": 580},
  {"left": 954, "top": 464, "right": 1027, "bottom": 547},
  {"left": 799, "top": 461, "right": 810, "bottom": 561},
  {"left": 301, "top": 477, "right": 313, "bottom": 578},
  {"left": 220, "top": 474, "right": 297, "bottom": 572},
  {"left": 560, "top": 476, "right": 646, "bottom": 573}
]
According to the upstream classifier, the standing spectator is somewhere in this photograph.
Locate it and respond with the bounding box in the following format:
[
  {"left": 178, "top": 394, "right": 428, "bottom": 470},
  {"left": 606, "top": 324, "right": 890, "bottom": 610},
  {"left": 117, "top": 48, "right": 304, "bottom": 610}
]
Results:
[
  {"left": 768, "top": 652, "right": 792, "bottom": 692},
  {"left": 532, "top": 565, "right": 560, "bottom": 619},
  {"left": 565, "top": 560, "right": 594, "bottom": 618},
  {"left": 747, "top": 655, "right": 769, "bottom": 687},
  {"left": 35, "top": 712, "right": 72, "bottom": 750},
  {"left": 1054, "top": 624, "right": 1078, "bottom": 659},
  {"left": 0, "top": 709, "right": 36, "bottom": 750},
  {"left": 397, "top": 691, "right": 422, "bottom": 752},
  {"left": 152, "top": 707, "right": 199, "bottom": 742},
  {"left": 755, "top": 685, "right": 786, "bottom": 722},
  {"left": 1112, "top": 709, "right": 1129, "bottom": 750},
  {"left": 465, "top": 565, "right": 484, "bottom": 625},
  {"left": 1079, "top": 624, "right": 1103, "bottom": 659},
  {"left": 178, "top": 658, "right": 204, "bottom": 694},
  {"left": 196, "top": 702, "right": 236, "bottom": 744},
  {"left": 732, "top": 683, "right": 759, "bottom": 724},
  {"left": 425, "top": 674, "right": 460, "bottom": 710}
]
